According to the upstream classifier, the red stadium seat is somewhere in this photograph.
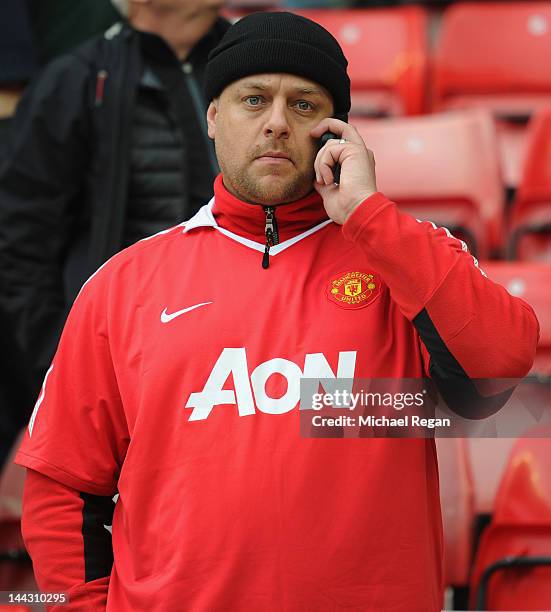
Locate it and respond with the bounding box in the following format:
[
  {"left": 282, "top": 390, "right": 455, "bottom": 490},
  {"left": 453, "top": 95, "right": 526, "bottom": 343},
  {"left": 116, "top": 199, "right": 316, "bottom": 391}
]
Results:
[
  {"left": 467, "top": 438, "right": 517, "bottom": 517},
  {"left": 481, "top": 261, "right": 551, "bottom": 376},
  {"left": 434, "top": 3, "right": 551, "bottom": 115},
  {"left": 508, "top": 108, "right": 551, "bottom": 261},
  {"left": 436, "top": 438, "right": 475, "bottom": 588},
  {"left": 354, "top": 110, "right": 504, "bottom": 257},
  {"left": 495, "top": 122, "right": 529, "bottom": 194},
  {"left": 469, "top": 431, "right": 551, "bottom": 610},
  {"left": 293, "top": 8, "right": 429, "bottom": 117},
  {"left": 433, "top": 3, "right": 551, "bottom": 187}
]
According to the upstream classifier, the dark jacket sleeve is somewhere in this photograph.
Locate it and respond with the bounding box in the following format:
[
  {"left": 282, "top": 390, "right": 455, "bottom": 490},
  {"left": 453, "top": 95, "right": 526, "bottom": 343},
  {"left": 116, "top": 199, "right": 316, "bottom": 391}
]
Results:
[
  {"left": 342, "top": 193, "right": 539, "bottom": 416},
  {"left": 21, "top": 469, "right": 114, "bottom": 611},
  {"left": 0, "top": 54, "right": 93, "bottom": 376}
]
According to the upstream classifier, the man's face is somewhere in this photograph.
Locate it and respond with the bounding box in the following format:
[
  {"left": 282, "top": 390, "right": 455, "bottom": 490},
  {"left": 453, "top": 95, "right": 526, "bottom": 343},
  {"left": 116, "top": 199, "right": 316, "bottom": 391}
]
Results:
[{"left": 207, "top": 73, "right": 334, "bottom": 205}]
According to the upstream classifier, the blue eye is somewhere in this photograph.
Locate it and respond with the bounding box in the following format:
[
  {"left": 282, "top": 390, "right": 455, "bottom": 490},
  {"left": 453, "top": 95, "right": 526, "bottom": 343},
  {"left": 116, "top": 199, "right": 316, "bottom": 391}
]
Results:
[
  {"left": 246, "top": 96, "right": 262, "bottom": 106},
  {"left": 295, "top": 101, "right": 314, "bottom": 111}
]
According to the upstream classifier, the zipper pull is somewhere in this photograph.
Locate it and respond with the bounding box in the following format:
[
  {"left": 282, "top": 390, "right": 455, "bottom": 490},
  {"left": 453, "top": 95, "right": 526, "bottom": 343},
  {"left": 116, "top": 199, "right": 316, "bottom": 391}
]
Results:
[
  {"left": 262, "top": 244, "right": 270, "bottom": 269},
  {"left": 262, "top": 206, "right": 276, "bottom": 269}
]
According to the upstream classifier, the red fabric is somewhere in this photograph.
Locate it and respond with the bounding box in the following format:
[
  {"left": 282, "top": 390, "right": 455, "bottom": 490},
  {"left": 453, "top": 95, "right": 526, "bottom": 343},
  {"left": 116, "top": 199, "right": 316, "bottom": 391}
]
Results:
[
  {"left": 21, "top": 470, "right": 109, "bottom": 611},
  {"left": 434, "top": 3, "right": 551, "bottom": 97},
  {"left": 469, "top": 434, "right": 551, "bottom": 609},
  {"left": 15, "top": 182, "right": 537, "bottom": 611},
  {"left": 516, "top": 108, "right": 551, "bottom": 207},
  {"left": 343, "top": 195, "right": 539, "bottom": 378}
]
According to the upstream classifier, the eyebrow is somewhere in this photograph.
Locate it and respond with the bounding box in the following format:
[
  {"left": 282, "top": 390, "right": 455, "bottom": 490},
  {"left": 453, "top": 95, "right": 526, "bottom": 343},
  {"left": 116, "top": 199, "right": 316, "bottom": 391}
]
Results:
[
  {"left": 238, "top": 82, "right": 325, "bottom": 96},
  {"left": 294, "top": 87, "right": 324, "bottom": 96},
  {"left": 239, "top": 82, "right": 270, "bottom": 91}
]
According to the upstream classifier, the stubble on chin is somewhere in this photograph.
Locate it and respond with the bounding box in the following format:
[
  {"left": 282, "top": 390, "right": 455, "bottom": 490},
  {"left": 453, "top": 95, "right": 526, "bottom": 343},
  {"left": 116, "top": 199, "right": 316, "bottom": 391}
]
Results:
[{"left": 223, "top": 165, "right": 315, "bottom": 206}]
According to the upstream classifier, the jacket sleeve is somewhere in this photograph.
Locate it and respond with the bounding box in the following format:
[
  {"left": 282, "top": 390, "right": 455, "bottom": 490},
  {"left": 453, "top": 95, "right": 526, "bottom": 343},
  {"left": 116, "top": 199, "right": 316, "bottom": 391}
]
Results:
[
  {"left": 342, "top": 193, "right": 540, "bottom": 417},
  {"left": 21, "top": 469, "right": 114, "bottom": 611},
  {"left": 0, "top": 53, "right": 93, "bottom": 376}
]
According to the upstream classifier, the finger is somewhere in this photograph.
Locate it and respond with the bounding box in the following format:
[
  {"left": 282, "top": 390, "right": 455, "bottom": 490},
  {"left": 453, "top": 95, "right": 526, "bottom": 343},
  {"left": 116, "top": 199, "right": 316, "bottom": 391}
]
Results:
[
  {"left": 319, "top": 137, "right": 346, "bottom": 151},
  {"left": 310, "top": 119, "right": 364, "bottom": 145},
  {"left": 310, "top": 117, "right": 347, "bottom": 138},
  {"left": 314, "top": 142, "right": 347, "bottom": 185},
  {"left": 314, "top": 140, "right": 346, "bottom": 179},
  {"left": 315, "top": 137, "right": 348, "bottom": 165},
  {"left": 313, "top": 177, "right": 326, "bottom": 195},
  {"left": 367, "top": 148, "right": 376, "bottom": 167}
]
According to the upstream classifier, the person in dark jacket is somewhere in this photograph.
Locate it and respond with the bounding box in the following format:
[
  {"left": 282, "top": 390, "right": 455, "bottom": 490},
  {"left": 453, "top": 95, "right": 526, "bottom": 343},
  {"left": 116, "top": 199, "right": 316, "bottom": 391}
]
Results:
[
  {"left": 0, "top": 0, "right": 37, "bottom": 469},
  {"left": 0, "top": 0, "right": 229, "bottom": 444}
]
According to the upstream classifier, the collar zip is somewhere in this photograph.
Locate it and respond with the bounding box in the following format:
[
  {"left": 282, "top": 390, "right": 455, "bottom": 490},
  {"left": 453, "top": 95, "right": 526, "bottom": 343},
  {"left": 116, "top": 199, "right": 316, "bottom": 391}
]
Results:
[{"left": 262, "top": 206, "right": 280, "bottom": 269}]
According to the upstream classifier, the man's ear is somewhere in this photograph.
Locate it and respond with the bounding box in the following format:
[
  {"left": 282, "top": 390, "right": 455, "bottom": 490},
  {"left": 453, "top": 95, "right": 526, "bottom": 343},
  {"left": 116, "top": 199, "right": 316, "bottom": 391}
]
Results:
[{"left": 206, "top": 100, "right": 218, "bottom": 140}]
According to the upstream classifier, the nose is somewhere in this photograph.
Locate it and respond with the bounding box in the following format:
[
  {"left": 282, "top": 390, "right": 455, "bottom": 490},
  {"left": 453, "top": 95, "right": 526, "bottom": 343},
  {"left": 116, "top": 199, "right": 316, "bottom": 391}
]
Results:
[{"left": 263, "top": 100, "right": 290, "bottom": 140}]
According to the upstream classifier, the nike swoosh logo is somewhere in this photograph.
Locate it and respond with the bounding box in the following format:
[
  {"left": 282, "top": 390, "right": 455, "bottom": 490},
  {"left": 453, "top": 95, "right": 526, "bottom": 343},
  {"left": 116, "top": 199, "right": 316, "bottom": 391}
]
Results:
[{"left": 161, "top": 302, "right": 212, "bottom": 323}]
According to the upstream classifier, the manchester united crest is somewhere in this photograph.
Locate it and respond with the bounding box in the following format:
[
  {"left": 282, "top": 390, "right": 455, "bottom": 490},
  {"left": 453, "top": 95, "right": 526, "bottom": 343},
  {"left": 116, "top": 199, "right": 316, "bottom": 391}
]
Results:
[{"left": 326, "top": 271, "right": 380, "bottom": 309}]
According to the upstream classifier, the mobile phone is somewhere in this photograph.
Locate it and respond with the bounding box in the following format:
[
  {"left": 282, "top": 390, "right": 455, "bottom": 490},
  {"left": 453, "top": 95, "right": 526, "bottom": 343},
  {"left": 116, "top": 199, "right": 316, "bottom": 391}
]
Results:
[{"left": 319, "top": 131, "right": 341, "bottom": 185}]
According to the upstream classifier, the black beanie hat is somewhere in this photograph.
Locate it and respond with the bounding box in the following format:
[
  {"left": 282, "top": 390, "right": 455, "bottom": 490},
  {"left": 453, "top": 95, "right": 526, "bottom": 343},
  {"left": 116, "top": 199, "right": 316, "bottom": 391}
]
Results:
[{"left": 204, "top": 12, "right": 350, "bottom": 120}]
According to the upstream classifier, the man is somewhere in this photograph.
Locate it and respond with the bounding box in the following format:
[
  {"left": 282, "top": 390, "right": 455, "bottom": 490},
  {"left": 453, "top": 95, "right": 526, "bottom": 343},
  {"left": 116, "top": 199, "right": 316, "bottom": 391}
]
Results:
[
  {"left": 16, "top": 12, "right": 538, "bottom": 611},
  {"left": 0, "top": 0, "right": 229, "bottom": 456}
]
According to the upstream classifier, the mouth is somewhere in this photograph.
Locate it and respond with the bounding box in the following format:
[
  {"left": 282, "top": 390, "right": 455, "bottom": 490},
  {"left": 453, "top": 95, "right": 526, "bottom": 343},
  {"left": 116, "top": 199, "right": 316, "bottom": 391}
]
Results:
[{"left": 255, "top": 151, "right": 293, "bottom": 164}]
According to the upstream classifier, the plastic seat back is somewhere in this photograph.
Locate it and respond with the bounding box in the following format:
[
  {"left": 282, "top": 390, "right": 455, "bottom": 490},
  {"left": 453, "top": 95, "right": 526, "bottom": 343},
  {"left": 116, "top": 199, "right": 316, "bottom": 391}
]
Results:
[
  {"left": 470, "top": 431, "right": 551, "bottom": 610},
  {"left": 509, "top": 108, "right": 551, "bottom": 261},
  {"left": 354, "top": 110, "right": 504, "bottom": 257},
  {"left": 434, "top": 3, "right": 551, "bottom": 188},
  {"left": 481, "top": 262, "right": 551, "bottom": 375},
  {"left": 434, "top": 3, "right": 551, "bottom": 114},
  {"left": 467, "top": 438, "right": 517, "bottom": 517}
]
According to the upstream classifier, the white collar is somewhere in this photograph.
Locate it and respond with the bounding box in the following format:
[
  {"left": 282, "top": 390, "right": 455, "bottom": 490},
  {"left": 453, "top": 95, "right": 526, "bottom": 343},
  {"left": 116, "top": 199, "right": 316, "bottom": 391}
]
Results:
[
  {"left": 182, "top": 197, "right": 333, "bottom": 256},
  {"left": 182, "top": 198, "right": 216, "bottom": 233}
]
